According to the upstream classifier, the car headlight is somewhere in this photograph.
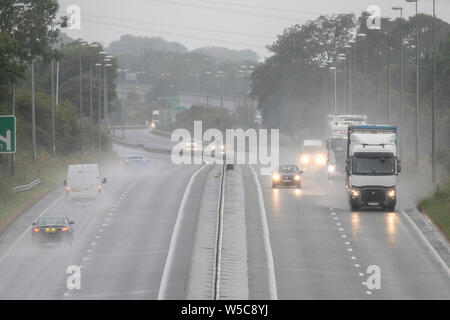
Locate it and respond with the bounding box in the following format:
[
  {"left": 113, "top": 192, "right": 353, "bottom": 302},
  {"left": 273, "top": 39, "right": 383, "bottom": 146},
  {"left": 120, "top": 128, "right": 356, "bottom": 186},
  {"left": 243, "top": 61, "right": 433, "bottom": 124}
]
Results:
[
  {"left": 316, "top": 155, "right": 325, "bottom": 164},
  {"left": 294, "top": 175, "right": 300, "bottom": 181},
  {"left": 351, "top": 188, "right": 360, "bottom": 198},
  {"left": 211, "top": 145, "right": 216, "bottom": 150},
  {"left": 301, "top": 156, "right": 309, "bottom": 163},
  {"left": 328, "top": 164, "right": 335, "bottom": 173},
  {"left": 273, "top": 174, "right": 280, "bottom": 181},
  {"left": 387, "top": 189, "right": 396, "bottom": 198}
]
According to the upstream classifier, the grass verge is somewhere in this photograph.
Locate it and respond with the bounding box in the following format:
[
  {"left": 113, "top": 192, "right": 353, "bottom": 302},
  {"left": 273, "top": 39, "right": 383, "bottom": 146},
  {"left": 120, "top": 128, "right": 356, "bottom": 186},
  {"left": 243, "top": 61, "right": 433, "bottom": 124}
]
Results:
[{"left": 419, "top": 180, "right": 450, "bottom": 240}]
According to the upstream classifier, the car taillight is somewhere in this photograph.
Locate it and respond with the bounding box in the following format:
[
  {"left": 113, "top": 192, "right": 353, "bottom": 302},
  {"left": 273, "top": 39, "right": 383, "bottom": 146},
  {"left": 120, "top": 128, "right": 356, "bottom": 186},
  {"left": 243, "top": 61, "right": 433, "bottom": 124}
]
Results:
[
  {"left": 61, "top": 227, "right": 68, "bottom": 232},
  {"left": 120, "top": 160, "right": 124, "bottom": 165},
  {"left": 33, "top": 228, "right": 40, "bottom": 233},
  {"left": 65, "top": 186, "right": 70, "bottom": 192},
  {"left": 98, "top": 185, "right": 102, "bottom": 192}
]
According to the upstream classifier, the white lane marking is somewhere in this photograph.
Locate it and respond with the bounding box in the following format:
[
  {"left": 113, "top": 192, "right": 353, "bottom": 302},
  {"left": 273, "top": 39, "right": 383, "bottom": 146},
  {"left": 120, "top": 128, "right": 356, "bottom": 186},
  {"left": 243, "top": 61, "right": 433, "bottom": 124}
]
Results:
[
  {"left": 345, "top": 242, "right": 351, "bottom": 245},
  {"left": 157, "top": 162, "right": 209, "bottom": 300},
  {"left": 249, "top": 164, "right": 278, "bottom": 300},
  {"left": 339, "top": 228, "right": 344, "bottom": 231},
  {"left": 351, "top": 256, "right": 357, "bottom": 260},
  {"left": 0, "top": 194, "right": 64, "bottom": 265},
  {"left": 341, "top": 235, "right": 347, "bottom": 238},
  {"left": 333, "top": 217, "right": 338, "bottom": 220},
  {"left": 102, "top": 224, "right": 108, "bottom": 227},
  {"left": 331, "top": 212, "right": 336, "bottom": 215},
  {"left": 358, "top": 273, "right": 364, "bottom": 277},
  {"left": 354, "top": 264, "right": 360, "bottom": 267},
  {"left": 366, "top": 291, "right": 372, "bottom": 295},
  {"left": 336, "top": 223, "right": 341, "bottom": 226},
  {"left": 347, "top": 248, "right": 353, "bottom": 252},
  {"left": 91, "top": 242, "right": 97, "bottom": 246},
  {"left": 99, "top": 229, "right": 104, "bottom": 233},
  {"left": 401, "top": 210, "right": 450, "bottom": 278}
]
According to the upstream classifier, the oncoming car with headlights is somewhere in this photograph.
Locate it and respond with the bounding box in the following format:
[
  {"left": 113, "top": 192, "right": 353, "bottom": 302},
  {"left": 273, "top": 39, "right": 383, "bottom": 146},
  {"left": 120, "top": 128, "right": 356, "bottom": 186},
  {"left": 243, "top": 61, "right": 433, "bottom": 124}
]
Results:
[
  {"left": 31, "top": 217, "right": 74, "bottom": 246},
  {"left": 300, "top": 139, "right": 327, "bottom": 169},
  {"left": 272, "top": 165, "right": 303, "bottom": 188}
]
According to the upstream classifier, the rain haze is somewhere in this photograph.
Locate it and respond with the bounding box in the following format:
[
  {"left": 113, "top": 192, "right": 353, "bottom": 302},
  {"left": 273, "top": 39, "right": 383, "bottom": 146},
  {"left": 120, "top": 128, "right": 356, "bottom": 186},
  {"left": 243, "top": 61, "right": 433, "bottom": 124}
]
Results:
[
  {"left": 58, "top": 0, "right": 450, "bottom": 58},
  {"left": 1, "top": 0, "right": 450, "bottom": 306}
]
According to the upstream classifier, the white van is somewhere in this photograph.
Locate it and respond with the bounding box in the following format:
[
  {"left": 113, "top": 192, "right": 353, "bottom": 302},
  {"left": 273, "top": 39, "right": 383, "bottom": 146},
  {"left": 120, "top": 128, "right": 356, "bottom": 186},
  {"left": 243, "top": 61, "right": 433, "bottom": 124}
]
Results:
[{"left": 64, "top": 164, "right": 107, "bottom": 200}]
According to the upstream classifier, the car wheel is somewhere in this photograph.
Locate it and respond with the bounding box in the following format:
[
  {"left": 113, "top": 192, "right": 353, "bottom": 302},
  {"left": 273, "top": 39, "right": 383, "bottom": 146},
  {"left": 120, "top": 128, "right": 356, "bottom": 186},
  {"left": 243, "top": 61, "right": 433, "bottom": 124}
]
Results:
[{"left": 296, "top": 182, "right": 301, "bottom": 189}]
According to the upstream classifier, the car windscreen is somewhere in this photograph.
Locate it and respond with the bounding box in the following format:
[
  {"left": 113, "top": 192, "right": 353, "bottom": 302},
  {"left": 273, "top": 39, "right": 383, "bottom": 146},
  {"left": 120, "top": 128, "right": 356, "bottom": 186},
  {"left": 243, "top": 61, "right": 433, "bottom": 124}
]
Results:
[
  {"left": 127, "top": 156, "right": 145, "bottom": 161},
  {"left": 352, "top": 154, "right": 395, "bottom": 175},
  {"left": 38, "top": 217, "right": 66, "bottom": 226},
  {"left": 279, "top": 166, "right": 297, "bottom": 174}
]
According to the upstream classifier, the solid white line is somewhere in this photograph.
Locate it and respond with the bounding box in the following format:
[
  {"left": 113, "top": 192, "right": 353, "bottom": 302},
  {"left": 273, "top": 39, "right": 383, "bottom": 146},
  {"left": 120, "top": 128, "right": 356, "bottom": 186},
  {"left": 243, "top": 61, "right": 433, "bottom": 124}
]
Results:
[
  {"left": 401, "top": 210, "right": 450, "bottom": 278},
  {"left": 157, "top": 162, "right": 209, "bottom": 300},
  {"left": 249, "top": 164, "right": 278, "bottom": 300},
  {"left": 0, "top": 193, "right": 64, "bottom": 265}
]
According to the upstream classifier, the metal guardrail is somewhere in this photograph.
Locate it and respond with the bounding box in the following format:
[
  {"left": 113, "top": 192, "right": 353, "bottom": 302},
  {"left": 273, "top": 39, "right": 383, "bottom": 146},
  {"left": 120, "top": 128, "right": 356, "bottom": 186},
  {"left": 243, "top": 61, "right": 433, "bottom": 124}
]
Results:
[
  {"left": 10, "top": 176, "right": 42, "bottom": 195},
  {"left": 213, "top": 161, "right": 226, "bottom": 300},
  {"left": 111, "top": 136, "right": 172, "bottom": 155}
]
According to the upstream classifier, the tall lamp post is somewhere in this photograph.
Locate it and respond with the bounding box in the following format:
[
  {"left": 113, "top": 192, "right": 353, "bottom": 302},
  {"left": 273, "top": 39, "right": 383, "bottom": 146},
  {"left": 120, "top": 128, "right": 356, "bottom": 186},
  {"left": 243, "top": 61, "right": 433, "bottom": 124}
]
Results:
[
  {"left": 78, "top": 40, "right": 87, "bottom": 159},
  {"left": 392, "top": 6, "right": 404, "bottom": 155},
  {"left": 329, "top": 66, "right": 337, "bottom": 114},
  {"left": 406, "top": 0, "right": 420, "bottom": 167},
  {"left": 431, "top": 0, "right": 437, "bottom": 184},
  {"left": 10, "top": 2, "right": 25, "bottom": 173}
]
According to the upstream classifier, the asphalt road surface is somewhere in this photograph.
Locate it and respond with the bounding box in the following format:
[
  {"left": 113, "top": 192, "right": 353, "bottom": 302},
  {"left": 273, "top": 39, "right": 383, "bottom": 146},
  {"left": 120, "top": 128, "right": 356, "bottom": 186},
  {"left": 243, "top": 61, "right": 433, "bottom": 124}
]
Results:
[
  {"left": 0, "top": 129, "right": 449, "bottom": 299},
  {"left": 0, "top": 135, "right": 206, "bottom": 299},
  {"left": 243, "top": 146, "right": 450, "bottom": 299}
]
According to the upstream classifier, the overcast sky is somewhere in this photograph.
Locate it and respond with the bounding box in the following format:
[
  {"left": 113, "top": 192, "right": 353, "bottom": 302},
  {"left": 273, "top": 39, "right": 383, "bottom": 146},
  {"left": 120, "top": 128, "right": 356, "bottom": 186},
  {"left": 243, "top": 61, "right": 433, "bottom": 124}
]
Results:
[{"left": 58, "top": 0, "right": 450, "bottom": 59}]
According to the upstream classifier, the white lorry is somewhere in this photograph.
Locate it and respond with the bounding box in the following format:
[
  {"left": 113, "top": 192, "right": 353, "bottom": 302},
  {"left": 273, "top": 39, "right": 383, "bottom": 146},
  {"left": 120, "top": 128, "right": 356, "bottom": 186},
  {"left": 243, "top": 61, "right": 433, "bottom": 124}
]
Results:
[
  {"left": 64, "top": 164, "right": 107, "bottom": 201},
  {"left": 345, "top": 125, "right": 401, "bottom": 211},
  {"left": 326, "top": 114, "right": 367, "bottom": 178}
]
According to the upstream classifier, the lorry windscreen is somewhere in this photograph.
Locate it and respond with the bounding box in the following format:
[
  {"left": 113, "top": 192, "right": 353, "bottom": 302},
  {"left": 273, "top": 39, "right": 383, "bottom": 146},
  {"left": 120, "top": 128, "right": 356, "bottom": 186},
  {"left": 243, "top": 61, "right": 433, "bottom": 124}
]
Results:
[
  {"left": 352, "top": 153, "right": 395, "bottom": 175},
  {"left": 330, "top": 138, "right": 346, "bottom": 153},
  {"left": 303, "top": 146, "right": 323, "bottom": 154}
]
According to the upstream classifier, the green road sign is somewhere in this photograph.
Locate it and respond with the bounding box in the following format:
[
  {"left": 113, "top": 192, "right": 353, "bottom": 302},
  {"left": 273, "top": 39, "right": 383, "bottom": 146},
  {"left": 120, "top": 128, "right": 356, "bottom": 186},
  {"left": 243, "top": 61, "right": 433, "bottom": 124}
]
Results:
[{"left": 0, "top": 115, "right": 16, "bottom": 154}]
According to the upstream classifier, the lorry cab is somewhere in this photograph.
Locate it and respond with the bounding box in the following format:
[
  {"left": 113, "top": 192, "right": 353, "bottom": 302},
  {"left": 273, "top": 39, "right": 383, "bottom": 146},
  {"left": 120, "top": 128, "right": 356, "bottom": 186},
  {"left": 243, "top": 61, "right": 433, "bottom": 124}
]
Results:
[
  {"left": 300, "top": 139, "right": 327, "bottom": 169},
  {"left": 64, "top": 164, "right": 107, "bottom": 201},
  {"left": 346, "top": 125, "right": 401, "bottom": 211}
]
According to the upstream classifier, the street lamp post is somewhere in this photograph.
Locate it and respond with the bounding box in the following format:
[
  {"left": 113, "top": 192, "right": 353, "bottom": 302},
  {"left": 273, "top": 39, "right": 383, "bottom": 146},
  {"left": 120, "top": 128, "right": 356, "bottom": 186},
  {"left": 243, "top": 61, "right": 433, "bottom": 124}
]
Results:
[
  {"left": 432, "top": 0, "right": 437, "bottom": 184},
  {"left": 406, "top": 0, "right": 420, "bottom": 167},
  {"left": 95, "top": 62, "right": 102, "bottom": 152},
  {"left": 329, "top": 66, "right": 337, "bottom": 114},
  {"left": 89, "top": 44, "right": 99, "bottom": 151},
  {"left": 392, "top": 6, "right": 404, "bottom": 155},
  {"left": 10, "top": 2, "right": 25, "bottom": 173},
  {"left": 79, "top": 40, "right": 87, "bottom": 159},
  {"left": 347, "top": 40, "right": 355, "bottom": 113}
]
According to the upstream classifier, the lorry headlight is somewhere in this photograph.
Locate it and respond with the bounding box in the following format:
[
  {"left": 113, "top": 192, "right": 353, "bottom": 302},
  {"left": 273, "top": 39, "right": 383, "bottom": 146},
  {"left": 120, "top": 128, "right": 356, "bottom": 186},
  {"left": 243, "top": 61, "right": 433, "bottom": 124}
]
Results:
[
  {"left": 301, "top": 156, "right": 309, "bottom": 163},
  {"left": 316, "top": 155, "right": 325, "bottom": 164},
  {"left": 351, "top": 188, "right": 360, "bottom": 198},
  {"left": 294, "top": 175, "right": 300, "bottom": 181},
  {"left": 328, "top": 164, "right": 335, "bottom": 173},
  {"left": 387, "top": 189, "right": 396, "bottom": 198},
  {"left": 273, "top": 174, "right": 280, "bottom": 181}
]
